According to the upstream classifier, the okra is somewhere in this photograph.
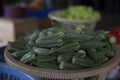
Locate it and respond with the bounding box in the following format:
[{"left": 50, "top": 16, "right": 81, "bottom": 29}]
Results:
[
  {"left": 47, "top": 31, "right": 53, "bottom": 36},
  {"left": 34, "top": 61, "right": 59, "bottom": 69},
  {"left": 41, "top": 32, "right": 64, "bottom": 40},
  {"left": 38, "top": 32, "right": 45, "bottom": 39},
  {"left": 35, "top": 43, "right": 64, "bottom": 48},
  {"left": 57, "top": 53, "right": 75, "bottom": 62},
  {"left": 105, "top": 34, "right": 116, "bottom": 44},
  {"left": 60, "top": 61, "right": 81, "bottom": 70},
  {"left": 72, "top": 57, "right": 95, "bottom": 67},
  {"left": 109, "top": 36, "right": 116, "bottom": 44},
  {"left": 33, "top": 47, "right": 56, "bottom": 55},
  {"left": 95, "top": 53, "right": 109, "bottom": 65},
  {"left": 11, "top": 52, "right": 25, "bottom": 60},
  {"left": 26, "top": 42, "right": 33, "bottom": 49},
  {"left": 81, "top": 41, "right": 107, "bottom": 48},
  {"left": 48, "top": 27, "right": 63, "bottom": 33},
  {"left": 9, "top": 42, "right": 27, "bottom": 51},
  {"left": 77, "top": 50, "right": 86, "bottom": 58},
  {"left": 9, "top": 21, "right": 117, "bottom": 70},
  {"left": 69, "top": 34, "right": 94, "bottom": 40},
  {"left": 28, "top": 31, "right": 39, "bottom": 45},
  {"left": 50, "top": 60, "right": 59, "bottom": 65},
  {"left": 36, "top": 55, "right": 56, "bottom": 62},
  {"left": 11, "top": 49, "right": 30, "bottom": 59},
  {"left": 87, "top": 48, "right": 98, "bottom": 61},
  {"left": 35, "top": 32, "right": 45, "bottom": 43},
  {"left": 51, "top": 48, "right": 59, "bottom": 51},
  {"left": 36, "top": 39, "right": 63, "bottom": 45},
  {"left": 76, "top": 27, "right": 82, "bottom": 34},
  {"left": 63, "top": 34, "right": 94, "bottom": 42},
  {"left": 98, "top": 49, "right": 115, "bottom": 58},
  {"left": 20, "top": 51, "right": 36, "bottom": 64},
  {"left": 29, "top": 31, "right": 39, "bottom": 40},
  {"left": 57, "top": 42, "right": 80, "bottom": 53},
  {"left": 92, "top": 30, "right": 107, "bottom": 40},
  {"left": 35, "top": 38, "right": 64, "bottom": 48}
]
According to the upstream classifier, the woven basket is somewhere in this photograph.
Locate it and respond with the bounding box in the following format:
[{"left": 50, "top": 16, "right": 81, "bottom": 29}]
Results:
[
  {"left": 4, "top": 47, "right": 120, "bottom": 80},
  {"left": 48, "top": 11, "right": 100, "bottom": 30}
]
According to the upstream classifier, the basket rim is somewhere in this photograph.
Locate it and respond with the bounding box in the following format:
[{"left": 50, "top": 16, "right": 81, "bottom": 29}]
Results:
[
  {"left": 48, "top": 11, "right": 101, "bottom": 23},
  {"left": 4, "top": 47, "right": 120, "bottom": 79}
]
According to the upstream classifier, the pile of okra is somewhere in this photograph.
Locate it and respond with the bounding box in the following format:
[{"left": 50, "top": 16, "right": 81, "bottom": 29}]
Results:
[{"left": 9, "top": 21, "right": 116, "bottom": 70}]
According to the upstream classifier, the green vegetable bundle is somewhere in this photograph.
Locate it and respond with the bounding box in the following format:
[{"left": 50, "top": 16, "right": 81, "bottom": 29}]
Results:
[
  {"left": 9, "top": 21, "right": 116, "bottom": 71},
  {"left": 57, "top": 6, "right": 100, "bottom": 20}
]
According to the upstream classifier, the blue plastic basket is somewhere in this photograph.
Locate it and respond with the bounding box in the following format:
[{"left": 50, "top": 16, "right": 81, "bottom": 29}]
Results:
[
  {"left": 25, "top": 8, "right": 58, "bottom": 19},
  {"left": 0, "top": 63, "right": 40, "bottom": 80}
]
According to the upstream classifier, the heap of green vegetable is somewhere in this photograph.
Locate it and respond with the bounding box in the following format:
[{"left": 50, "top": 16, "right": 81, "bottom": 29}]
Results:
[
  {"left": 9, "top": 21, "right": 116, "bottom": 70},
  {"left": 57, "top": 6, "right": 100, "bottom": 20}
]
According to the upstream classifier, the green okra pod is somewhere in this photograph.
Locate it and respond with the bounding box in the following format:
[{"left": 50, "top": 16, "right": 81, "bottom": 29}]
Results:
[
  {"left": 28, "top": 31, "right": 39, "bottom": 45},
  {"left": 20, "top": 51, "right": 36, "bottom": 64},
  {"left": 33, "top": 47, "right": 56, "bottom": 55},
  {"left": 34, "top": 61, "right": 59, "bottom": 69},
  {"left": 36, "top": 55, "right": 56, "bottom": 62},
  {"left": 57, "top": 42, "right": 80, "bottom": 53},
  {"left": 72, "top": 57, "right": 95, "bottom": 68},
  {"left": 60, "top": 61, "right": 81, "bottom": 70}
]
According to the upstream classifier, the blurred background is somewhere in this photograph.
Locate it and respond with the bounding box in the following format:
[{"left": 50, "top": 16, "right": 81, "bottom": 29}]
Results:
[
  {"left": 1, "top": 0, "right": 120, "bottom": 14},
  {"left": 0, "top": 0, "right": 120, "bottom": 14},
  {"left": 0, "top": 0, "right": 120, "bottom": 30}
]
